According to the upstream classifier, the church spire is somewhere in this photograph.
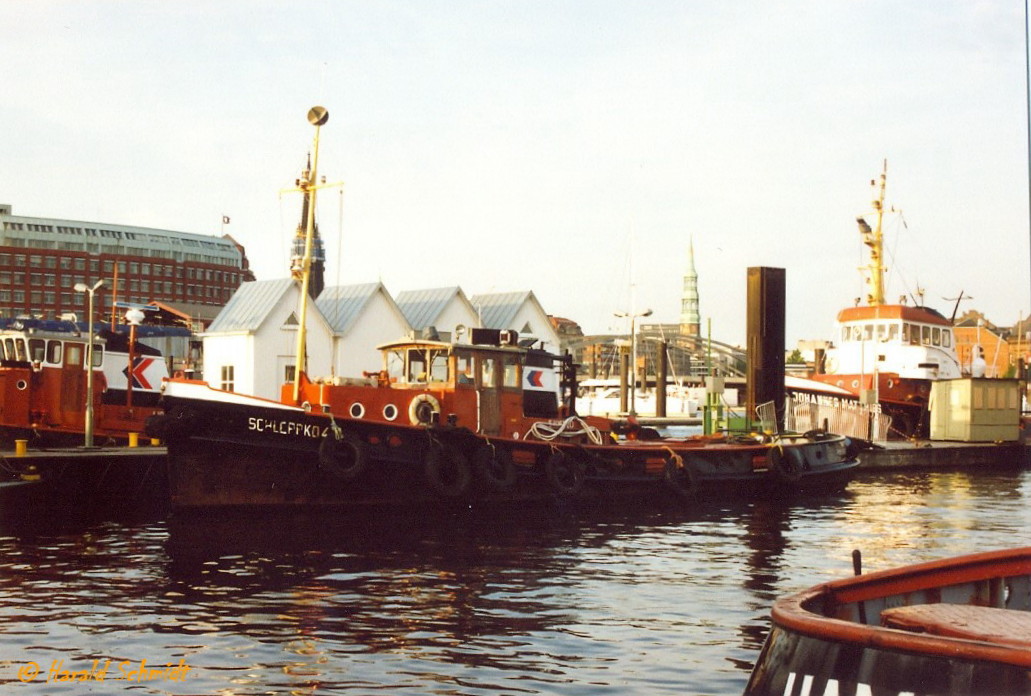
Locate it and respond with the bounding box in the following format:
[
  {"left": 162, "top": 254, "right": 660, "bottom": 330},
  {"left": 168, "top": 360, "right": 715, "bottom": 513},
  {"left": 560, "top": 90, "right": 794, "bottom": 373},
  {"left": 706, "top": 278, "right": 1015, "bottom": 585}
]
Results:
[
  {"left": 680, "top": 237, "right": 700, "bottom": 337},
  {"left": 290, "top": 153, "right": 326, "bottom": 300}
]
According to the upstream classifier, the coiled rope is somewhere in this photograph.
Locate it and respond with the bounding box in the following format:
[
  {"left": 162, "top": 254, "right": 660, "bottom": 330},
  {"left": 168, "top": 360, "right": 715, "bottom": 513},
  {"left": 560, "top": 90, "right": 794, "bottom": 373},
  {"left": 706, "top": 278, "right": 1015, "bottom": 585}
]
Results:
[{"left": 527, "top": 416, "right": 604, "bottom": 445}]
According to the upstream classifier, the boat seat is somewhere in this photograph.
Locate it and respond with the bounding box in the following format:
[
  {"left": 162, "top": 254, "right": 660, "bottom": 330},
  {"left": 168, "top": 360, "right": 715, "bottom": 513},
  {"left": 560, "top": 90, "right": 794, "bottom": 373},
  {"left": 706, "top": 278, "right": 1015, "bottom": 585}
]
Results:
[{"left": 880, "top": 604, "right": 1031, "bottom": 649}]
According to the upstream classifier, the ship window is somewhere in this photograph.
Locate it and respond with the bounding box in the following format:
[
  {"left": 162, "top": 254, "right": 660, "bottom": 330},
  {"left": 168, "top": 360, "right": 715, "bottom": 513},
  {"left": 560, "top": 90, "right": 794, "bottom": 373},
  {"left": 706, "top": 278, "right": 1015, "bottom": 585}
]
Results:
[
  {"left": 480, "top": 356, "right": 498, "bottom": 388},
  {"left": 931, "top": 327, "right": 941, "bottom": 346},
  {"left": 886, "top": 324, "right": 899, "bottom": 341},
  {"left": 14, "top": 339, "right": 27, "bottom": 362},
  {"left": 65, "top": 343, "right": 83, "bottom": 367},
  {"left": 46, "top": 341, "right": 62, "bottom": 364},
  {"left": 407, "top": 350, "right": 429, "bottom": 383},
  {"left": 503, "top": 356, "right": 520, "bottom": 388},
  {"left": 455, "top": 352, "right": 474, "bottom": 386},
  {"left": 429, "top": 351, "right": 449, "bottom": 383},
  {"left": 28, "top": 338, "right": 45, "bottom": 362},
  {"left": 2, "top": 338, "right": 13, "bottom": 360},
  {"left": 942, "top": 330, "right": 951, "bottom": 348},
  {"left": 862, "top": 325, "right": 873, "bottom": 341}
]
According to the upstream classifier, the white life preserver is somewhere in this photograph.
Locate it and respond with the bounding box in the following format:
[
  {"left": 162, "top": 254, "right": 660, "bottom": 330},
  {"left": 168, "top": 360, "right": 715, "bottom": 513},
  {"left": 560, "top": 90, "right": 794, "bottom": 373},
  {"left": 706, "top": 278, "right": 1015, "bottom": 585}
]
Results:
[{"left": 409, "top": 393, "right": 441, "bottom": 425}]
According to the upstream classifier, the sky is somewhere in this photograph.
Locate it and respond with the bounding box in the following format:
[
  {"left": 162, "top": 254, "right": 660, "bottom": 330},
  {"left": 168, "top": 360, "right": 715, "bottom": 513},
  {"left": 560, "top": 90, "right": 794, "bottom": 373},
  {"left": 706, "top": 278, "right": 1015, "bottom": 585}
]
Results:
[{"left": 2, "top": 1, "right": 1028, "bottom": 346}]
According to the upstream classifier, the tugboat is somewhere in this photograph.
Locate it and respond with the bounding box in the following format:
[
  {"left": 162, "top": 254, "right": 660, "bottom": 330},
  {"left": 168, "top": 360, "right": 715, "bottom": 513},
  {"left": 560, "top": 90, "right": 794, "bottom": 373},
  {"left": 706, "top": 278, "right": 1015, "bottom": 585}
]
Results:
[
  {"left": 791, "top": 162, "right": 962, "bottom": 437},
  {"left": 745, "top": 547, "right": 1031, "bottom": 696},
  {"left": 0, "top": 319, "right": 167, "bottom": 444},
  {"left": 146, "top": 106, "right": 859, "bottom": 510}
]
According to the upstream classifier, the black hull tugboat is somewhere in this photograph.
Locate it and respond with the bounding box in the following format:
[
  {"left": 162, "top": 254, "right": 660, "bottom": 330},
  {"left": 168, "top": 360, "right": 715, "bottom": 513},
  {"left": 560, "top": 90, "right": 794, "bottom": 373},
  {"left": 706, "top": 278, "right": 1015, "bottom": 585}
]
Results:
[
  {"left": 146, "top": 106, "right": 859, "bottom": 511},
  {"left": 745, "top": 547, "right": 1031, "bottom": 696}
]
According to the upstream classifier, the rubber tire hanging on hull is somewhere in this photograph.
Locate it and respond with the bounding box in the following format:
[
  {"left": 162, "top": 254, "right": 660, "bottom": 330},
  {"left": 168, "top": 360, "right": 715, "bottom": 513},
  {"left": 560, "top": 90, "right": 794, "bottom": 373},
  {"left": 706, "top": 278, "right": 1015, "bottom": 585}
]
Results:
[
  {"left": 663, "top": 454, "right": 697, "bottom": 499},
  {"left": 473, "top": 444, "right": 518, "bottom": 493},
  {"left": 544, "top": 451, "right": 584, "bottom": 498},
  {"left": 769, "top": 446, "right": 804, "bottom": 485},
  {"left": 425, "top": 440, "right": 473, "bottom": 499},
  {"left": 318, "top": 430, "right": 368, "bottom": 481}
]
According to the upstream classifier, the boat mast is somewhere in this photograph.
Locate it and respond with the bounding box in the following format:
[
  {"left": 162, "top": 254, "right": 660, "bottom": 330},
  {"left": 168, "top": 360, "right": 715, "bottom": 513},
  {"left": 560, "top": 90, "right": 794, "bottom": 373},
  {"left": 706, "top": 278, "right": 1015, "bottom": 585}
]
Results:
[
  {"left": 858, "top": 159, "right": 888, "bottom": 306},
  {"left": 291, "top": 106, "right": 329, "bottom": 403}
]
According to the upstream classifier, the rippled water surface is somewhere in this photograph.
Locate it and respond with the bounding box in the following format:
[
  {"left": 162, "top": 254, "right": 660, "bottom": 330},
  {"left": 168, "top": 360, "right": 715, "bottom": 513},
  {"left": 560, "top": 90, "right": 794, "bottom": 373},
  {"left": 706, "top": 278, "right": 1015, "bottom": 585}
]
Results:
[{"left": 1, "top": 467, "right": 1029, "bottom": 695}]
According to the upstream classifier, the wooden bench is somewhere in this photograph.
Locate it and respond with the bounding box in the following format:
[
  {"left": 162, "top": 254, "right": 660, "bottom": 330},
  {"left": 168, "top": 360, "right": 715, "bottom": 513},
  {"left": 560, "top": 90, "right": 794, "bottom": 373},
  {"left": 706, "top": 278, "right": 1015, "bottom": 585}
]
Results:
[{"left": 880, "top": 604, "right": 1031, "bottom": 649}]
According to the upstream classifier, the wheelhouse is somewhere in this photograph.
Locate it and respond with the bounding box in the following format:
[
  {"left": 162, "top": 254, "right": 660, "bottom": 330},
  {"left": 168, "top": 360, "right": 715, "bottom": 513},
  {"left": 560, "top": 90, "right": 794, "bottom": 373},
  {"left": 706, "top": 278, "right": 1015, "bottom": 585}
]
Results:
[
  {"left": 0, "top": 331, "right": 103, "bottom": 369},
  {"left": 839, "top": 319, "right": 954, "bottom": 350}
]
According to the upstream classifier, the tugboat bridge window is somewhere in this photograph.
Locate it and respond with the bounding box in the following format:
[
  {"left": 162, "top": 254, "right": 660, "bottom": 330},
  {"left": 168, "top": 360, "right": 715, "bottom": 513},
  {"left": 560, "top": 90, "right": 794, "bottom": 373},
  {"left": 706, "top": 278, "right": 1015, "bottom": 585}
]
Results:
[{"left": 455, "top": 352, "right": 474, "bottom": 386}]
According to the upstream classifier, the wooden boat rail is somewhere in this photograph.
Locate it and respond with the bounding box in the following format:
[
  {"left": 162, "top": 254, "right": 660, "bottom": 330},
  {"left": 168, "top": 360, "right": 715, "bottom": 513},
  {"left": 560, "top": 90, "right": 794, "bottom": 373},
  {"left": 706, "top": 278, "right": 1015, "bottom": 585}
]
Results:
[{"left": 770, "top": 547, "right": 1031, "bottom": 668}]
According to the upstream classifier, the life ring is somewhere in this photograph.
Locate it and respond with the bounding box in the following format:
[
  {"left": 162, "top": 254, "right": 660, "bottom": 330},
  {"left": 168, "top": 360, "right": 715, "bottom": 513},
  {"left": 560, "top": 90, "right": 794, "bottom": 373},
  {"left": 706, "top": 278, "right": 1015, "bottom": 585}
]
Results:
[
  {"left": 544, "top": 451, "right": 584, "bottom": 497},
  {"left": 769, "top": 446, "right": 804, "bottom": 484},
  {"left": 318, "top": 430, "right": 368, "bottom": 481},
  {"left": 409, "top": 394, "right": 441, "bottom": 425},
  {"left": 424, "top": 440, "right": 472, "bottom": 499},
  {"left": 473, "top": 444, "right": 517, "bottom": 493},
  {"left": 663, "top": 453, "right": 697, "bottom": 499}
]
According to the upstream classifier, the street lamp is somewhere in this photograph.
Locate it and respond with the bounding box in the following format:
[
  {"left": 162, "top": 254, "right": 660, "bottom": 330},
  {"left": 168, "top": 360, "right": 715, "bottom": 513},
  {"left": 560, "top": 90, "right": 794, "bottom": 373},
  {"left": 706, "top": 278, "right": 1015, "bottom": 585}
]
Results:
[
  {"left": 74, "top": 279, "right": 105, "bottom": 447},
  {"left": 614, "top": 308, "right": 653, "bottom": 415}
]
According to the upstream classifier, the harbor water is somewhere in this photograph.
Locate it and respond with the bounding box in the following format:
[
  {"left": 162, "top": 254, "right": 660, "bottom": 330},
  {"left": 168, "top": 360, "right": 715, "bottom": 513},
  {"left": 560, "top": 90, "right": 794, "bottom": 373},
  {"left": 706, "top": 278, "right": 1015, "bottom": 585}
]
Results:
[{"left": 1, "top": 466, "right": 1028, "bottom": 695}]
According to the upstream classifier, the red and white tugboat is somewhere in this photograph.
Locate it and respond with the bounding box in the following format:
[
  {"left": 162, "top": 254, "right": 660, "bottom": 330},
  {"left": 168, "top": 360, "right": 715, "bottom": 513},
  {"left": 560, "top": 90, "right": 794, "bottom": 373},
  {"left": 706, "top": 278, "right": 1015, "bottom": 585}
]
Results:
[
  {"left": 0, "top": 319, "right": 167, "bottom": 445},
  {"left": 745, "top": 547, "right": 1031, "bottom": 696},
  {"left": 146, "top": 106, "right": 859, "bottom": 510},
  {"left": 794, "top": 162, "right": 961, "bottom": 437}
]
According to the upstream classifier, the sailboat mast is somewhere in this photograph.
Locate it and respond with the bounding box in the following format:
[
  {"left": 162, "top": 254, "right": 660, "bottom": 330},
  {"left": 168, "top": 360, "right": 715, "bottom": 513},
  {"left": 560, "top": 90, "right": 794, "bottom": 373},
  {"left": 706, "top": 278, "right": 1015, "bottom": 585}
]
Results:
[{"left": 292, "top": 106, "right": 329, "bottom": 403}]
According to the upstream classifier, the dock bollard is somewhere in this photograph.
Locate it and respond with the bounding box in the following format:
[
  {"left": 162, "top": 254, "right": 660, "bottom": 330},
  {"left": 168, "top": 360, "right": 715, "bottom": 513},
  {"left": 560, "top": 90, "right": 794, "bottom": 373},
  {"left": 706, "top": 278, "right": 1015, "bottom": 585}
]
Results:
[
  {"left": 14, "top": 439, "right": 27, "bottom": 457},
  {"left": 128, "top": 432, "right": 139, "bottom": 448},
  {"left": 150, "top": 438, "right": 161, "bottom": 446}
]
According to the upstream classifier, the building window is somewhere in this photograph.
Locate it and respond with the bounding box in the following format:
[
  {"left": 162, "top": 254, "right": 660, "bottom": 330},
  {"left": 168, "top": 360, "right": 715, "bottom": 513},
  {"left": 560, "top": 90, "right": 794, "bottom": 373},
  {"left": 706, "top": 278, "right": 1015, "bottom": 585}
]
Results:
[{"left": 220, "top": 365, "right": 235, "bottom": 392}]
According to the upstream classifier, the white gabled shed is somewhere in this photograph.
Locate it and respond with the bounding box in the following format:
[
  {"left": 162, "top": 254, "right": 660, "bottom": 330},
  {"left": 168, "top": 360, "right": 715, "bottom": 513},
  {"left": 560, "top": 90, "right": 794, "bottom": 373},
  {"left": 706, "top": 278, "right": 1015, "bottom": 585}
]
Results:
[
  {"left": 202, "top": 278, "right": 334, "bottom": 400},
  {"left": 395, "top": 286, "right": 481, "bottom": 341},
  {"left": 316, "top": 282, "right": 412, "bottom": 378},
  {"left": 470, "top": 290, "right": 561, "bottom": 352}
]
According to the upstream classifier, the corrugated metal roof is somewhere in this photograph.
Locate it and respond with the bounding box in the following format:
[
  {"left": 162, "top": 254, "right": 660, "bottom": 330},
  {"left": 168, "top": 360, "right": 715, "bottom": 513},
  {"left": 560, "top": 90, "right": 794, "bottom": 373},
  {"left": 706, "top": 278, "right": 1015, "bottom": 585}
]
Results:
[
  {"left": 206, "top": 278, "right": 296, "bottom": 333},
  {"left": 469, "top": 291, "right": 533, "bottom": 330},
  {"left": 316, "top": 282, "right": 382, "bottom": 334},
  {"left": 395, "top": 286, "right": 462, "bottom": 330}
]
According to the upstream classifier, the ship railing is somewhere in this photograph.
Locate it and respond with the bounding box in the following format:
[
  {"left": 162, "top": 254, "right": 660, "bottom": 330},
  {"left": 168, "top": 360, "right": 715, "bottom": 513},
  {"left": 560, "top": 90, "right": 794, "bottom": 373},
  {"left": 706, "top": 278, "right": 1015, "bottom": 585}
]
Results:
[
  {"left": 755, "top": 400, "right": 779, "bottom": 435},
  {"left": 785, "top": 394, "right": 891, "bottom": 442}
]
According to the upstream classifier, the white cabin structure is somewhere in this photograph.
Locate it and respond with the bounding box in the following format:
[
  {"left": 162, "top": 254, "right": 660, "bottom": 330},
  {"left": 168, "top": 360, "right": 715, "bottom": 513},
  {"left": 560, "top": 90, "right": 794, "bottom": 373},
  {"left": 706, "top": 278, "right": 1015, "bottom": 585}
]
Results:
[{"left": 201, "top": 279, "right": 335, "bottom": 400}]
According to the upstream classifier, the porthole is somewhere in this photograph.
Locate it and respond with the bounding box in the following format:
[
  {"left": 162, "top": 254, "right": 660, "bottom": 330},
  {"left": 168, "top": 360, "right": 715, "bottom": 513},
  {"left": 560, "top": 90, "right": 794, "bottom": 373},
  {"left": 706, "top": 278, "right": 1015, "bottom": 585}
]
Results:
[
  {"left": 383, "top": 403, "right": 398, "bottom": 421},
  {"left": 349, "top": 402, "right": 365, "bottom": 419}
]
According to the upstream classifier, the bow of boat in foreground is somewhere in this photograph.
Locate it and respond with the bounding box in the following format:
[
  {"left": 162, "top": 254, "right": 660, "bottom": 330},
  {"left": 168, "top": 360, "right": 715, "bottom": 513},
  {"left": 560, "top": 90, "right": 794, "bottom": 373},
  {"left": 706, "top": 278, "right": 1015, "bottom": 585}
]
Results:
[{"left": 745, "top": 547, "right": 1031, "bottom": 696}]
